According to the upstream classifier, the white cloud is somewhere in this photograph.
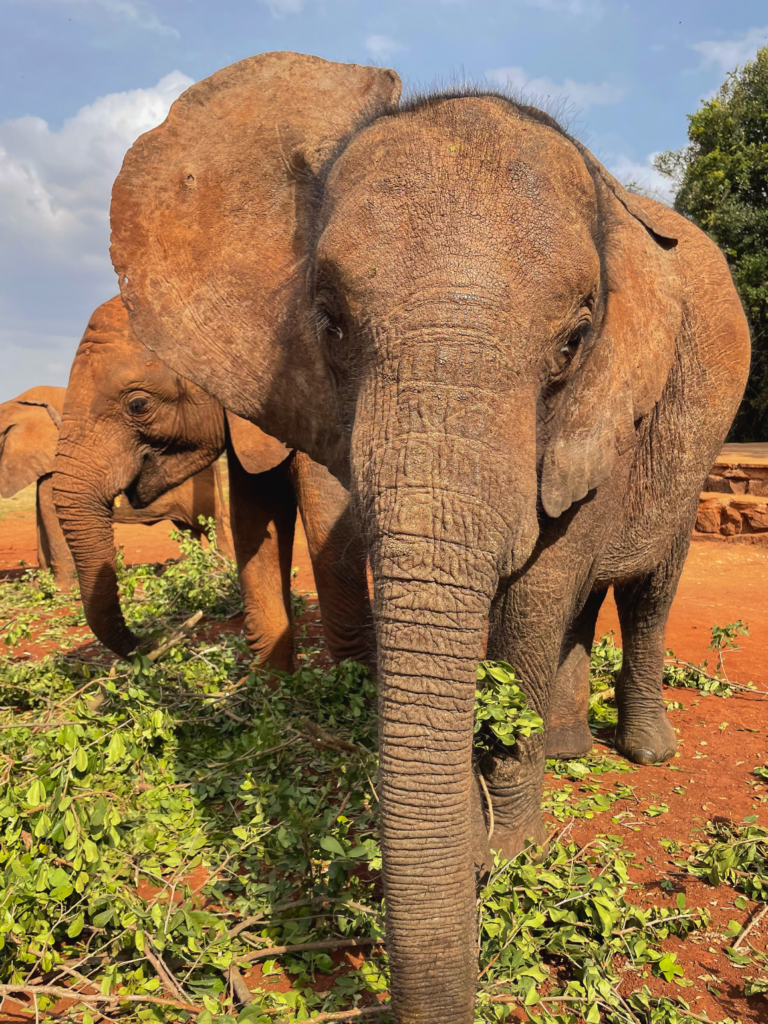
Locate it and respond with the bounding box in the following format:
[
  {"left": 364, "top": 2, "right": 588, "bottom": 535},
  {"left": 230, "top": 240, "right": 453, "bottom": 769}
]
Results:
[
  {"left": 257, "top": 0, "right": 303, "bottom": 14},
  {"left": 0, "top": 71, "right": 194, "bottom": 400},
  {"left": 485, "top": 65, "right": 623, "bottom": 109},
  {"left": 607, "top": 153, "right": 676, "bottom": 206},
  {"left": 365, "top": 34, "right": 405, "bottom": 61},
  {"left": 690, "top": 25, "right": 768, "bottom": 74}
]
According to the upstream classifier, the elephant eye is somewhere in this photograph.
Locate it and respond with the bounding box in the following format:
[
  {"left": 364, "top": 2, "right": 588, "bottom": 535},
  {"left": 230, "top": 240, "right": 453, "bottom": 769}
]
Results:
[
  {"left": 552, "top": 322, "right": 589, "bottom": 375},
  {"left": 128, "top": 395, "right": 150, "bottom": 416},
  {"left": 325, "top": 323, "right": 343, "bottom": 342},
  {"left": 559, "top": 336, "right": 581, "bottom": 361}
]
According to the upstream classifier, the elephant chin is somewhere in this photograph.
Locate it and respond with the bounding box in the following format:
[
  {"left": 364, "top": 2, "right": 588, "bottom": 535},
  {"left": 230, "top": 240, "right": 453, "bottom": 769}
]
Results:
[{"left": 53, "top": 465, "right": 140, "bottom": 659}]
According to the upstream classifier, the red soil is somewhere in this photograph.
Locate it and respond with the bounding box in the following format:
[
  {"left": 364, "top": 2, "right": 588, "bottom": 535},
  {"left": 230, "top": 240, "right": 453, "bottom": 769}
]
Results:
[{"left": 3, "top": 507, "right": 768, "bottom": 1021}]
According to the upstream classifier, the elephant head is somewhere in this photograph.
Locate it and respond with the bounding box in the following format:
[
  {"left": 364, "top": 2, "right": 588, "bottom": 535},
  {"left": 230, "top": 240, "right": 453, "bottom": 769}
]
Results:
[
  {"left": 109, "top": 54, "right": 681, "bottom": 1024},
  {"left": 0, "top": 387, "right": 64, "bottom": 499},
  {"left": 52, "top": 296, "right": 288, "bottom": 658}
]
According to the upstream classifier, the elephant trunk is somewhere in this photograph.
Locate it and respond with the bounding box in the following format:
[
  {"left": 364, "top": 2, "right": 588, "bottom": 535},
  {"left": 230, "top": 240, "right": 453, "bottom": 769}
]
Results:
[
  {"left": 53, "top": 449, "right": 139, "bottom": 658},
  {"left": 372, "top": 529, "right": 493, "bottom": 1022},
  {"left": 354, "top": 366, "right": 537, "bottom": 1023}
]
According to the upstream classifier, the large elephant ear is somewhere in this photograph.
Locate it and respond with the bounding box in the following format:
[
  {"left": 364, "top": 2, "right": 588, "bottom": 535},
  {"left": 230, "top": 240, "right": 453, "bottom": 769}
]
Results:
[
  {"left": 225, "top": 410, "right": 289, "bottom": 475},
  {"left": 540, "top": 153, "right": 682, "bottom": 519},
  {"left": 0, "top": 390, "right": 63, "bottom": 498},
  {"left": 111, "top": 51, "right": 401, "bottom": 461}
]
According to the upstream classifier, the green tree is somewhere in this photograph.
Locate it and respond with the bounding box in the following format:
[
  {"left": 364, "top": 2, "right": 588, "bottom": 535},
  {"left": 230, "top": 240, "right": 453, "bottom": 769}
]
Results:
[{"left": 654, "top": 46, "right": 768, "bottom": 441}]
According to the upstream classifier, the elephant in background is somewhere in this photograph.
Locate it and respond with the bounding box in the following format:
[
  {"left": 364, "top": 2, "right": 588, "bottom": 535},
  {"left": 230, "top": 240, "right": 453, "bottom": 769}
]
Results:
[
  {"left": 109, "top": 53, "right": 750, "bottom": 1023},
  {"left": 0, "top": 386, "right": 227, "bottom": 590},
  {"left": 53, "top": 296, "right": 372, "bottom": 670}
]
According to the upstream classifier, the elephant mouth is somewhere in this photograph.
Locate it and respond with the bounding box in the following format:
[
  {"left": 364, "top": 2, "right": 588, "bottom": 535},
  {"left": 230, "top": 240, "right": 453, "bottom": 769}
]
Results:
[{"left": 122, "top": 475, "right": 149, "bottom": 510}]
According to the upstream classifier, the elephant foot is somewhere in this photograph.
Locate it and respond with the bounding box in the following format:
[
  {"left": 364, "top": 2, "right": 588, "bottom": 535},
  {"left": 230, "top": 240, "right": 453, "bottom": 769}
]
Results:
[
  {"left": 491, "top": 814, "right": 548, "bottom": 862},
  {"left": 615, "top": 711, "right": 677, "bottom": 765},
  {"left": 547, "top": 642, "right": 592, "bottom": 760},
  {"left": 545, "top": 719, "right": 594, "bottom": 760}
]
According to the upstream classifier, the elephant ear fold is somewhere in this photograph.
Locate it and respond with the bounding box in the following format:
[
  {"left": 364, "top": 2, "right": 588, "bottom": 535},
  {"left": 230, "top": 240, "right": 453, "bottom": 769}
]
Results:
[
  {"left": 540, "top": 151, "right": 682, "bottom": 519},
  {"left": 0, "top": 394, "right": 62, "bottom": 498},
  {"left": 225, "top": 410, "right": 290, "bottom": 475},
  {"left": 111, "top": 52, "right": 401, "bottom": 454},
  {"left": 574, "top": 143, "right": 679, "bottom": 250}
]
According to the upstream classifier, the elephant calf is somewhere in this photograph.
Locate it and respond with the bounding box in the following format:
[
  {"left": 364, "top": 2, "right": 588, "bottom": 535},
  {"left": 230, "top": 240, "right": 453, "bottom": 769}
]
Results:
[
  {"left": 0, "top": 385, "right": 225, "bottom": 590},
  {"left": 52, "top": 296, "right": 372, "bottom": 670}
]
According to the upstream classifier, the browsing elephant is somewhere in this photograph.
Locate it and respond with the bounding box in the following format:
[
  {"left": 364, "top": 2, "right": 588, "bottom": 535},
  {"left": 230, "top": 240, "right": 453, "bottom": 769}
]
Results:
[
  {"left": 108, "top": 53, "right": 751, "bottom": 1024},
  {"left": 0, "top": 386, "right": 226, "bottom": 590},
  {"left": 52, "top": 296, "right": 372, "bottom": 670}
]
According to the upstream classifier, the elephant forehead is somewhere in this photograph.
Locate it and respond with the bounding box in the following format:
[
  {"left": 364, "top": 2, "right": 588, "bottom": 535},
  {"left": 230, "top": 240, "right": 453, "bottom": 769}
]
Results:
[{"left": 320, "top": 98, "right": 598, "bottom": 294}]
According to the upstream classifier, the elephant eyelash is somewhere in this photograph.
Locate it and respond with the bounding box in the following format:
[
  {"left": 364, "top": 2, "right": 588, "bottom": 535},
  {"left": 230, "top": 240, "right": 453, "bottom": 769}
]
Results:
[{"left": 314, "top": 307, "right": 345, "bottom": 344}]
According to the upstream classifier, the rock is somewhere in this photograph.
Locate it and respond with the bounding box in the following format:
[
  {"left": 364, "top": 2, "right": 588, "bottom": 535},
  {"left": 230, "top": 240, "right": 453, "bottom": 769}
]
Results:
[
  {"left": 721, "top": 504, "right": 743, "bottom": 536},
  {"left": 740, "top": 504, "right": 768, "bottom": 532},
  {"left": 696, "top": 499, "right": 723, "bottom": 534},
  {"left": 705, "top": 475, "right": 737, "bottom": 494}
]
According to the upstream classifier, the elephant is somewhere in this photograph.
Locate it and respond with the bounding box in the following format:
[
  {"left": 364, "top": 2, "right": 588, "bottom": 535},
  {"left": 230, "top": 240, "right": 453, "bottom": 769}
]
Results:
[
  {"left": 107, "top": 53, "right": 751, "bottom": 1023},
  {"left": 52, "top": 296, "right": 372, "bottom": 671},
  {"left": 0, "top": 385, "right": 226, "bottom": 590}
]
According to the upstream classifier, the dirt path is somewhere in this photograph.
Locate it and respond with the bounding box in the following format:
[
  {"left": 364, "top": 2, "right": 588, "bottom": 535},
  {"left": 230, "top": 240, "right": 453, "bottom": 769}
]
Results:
[
  {"left": 597, "top": 540, "right": 768, "bottom": 686},
  {"left": 3, "top": 487, "right": 765, "bottom": 682}
]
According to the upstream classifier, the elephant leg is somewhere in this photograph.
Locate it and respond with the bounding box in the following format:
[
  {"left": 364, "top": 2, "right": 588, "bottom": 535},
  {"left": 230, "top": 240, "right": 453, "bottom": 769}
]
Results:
[
  {"left": 480, "top": 585, "right": 565, "bottom": 859},
  {"left": 37, "top": 475, "right": 76, "bottom": 590},
  {"left": 612, "top": 547, "right": 685, "bottom": 766},
  {"left": 289, "top": 452, "right": 373, "bottom": 666},
  {"left": 545, "top": 589, "right": 606, "bottom": 759},
  {"left": 36, "top": 479, "right": 52, "bottom": 572},
  {"left": 228, "top": 444, "right": 297, "bottom": 672}
]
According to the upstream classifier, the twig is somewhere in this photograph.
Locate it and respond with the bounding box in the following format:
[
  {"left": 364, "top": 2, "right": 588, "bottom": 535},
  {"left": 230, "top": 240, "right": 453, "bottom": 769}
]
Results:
[
  {"left": 664, "top": 658, "right": 767, "bottom": 696},
  {"left": 144, "top": 941, "right": 188, "bottom": 1003},
  {"left": 146, "top": 611, "right": 204, "bottom": 662},
  {"left": 590, "top": 687, "right": 615, "bottom": 705},
  {"left": 0, "top": 721, "right": 74, "bottom": 731},
  {"left": 478, "top": 773, "right": 495, "bottom": 839},
  {"left": 733, "top": 902, "right": 768, "bottom": 950},
  {"left": 0, "top": 984, "right": 199, "bottom": 1013},
  {"left": 242, "top": 936, "right": 379, "bottom": 962},
  {"left": 199, "top": 735, "right": 300, "bottom": 778},
  {"left": 227, "top": 965, "right": 252, "bottom": 1006},
  {"left": 265, "top": 1007, "right": 389, "bottom": 1022},
  {"left": 299, "top": 717, "right": 368, "bottom": 756},
  {"left": 229, "top": 897, "right": 380, "bottom": 938}
]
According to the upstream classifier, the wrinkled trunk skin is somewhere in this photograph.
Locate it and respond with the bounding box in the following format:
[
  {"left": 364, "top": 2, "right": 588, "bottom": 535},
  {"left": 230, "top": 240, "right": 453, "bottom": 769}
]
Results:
[
  {"left": 370, "top": 505, "right": 495, "bottom": 1023},
  {"left": 352, "top": 330, "right": 537, "bottom": 1024},
  {"left": 36, "top": 474, "right": 77, "bottom": 590},
  {"left": 53, "top": 450, "right": 139, "bottom": 659}
]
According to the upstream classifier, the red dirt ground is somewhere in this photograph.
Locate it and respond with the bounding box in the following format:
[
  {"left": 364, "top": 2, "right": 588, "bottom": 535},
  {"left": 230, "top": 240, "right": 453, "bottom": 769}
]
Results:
[{"left": 3, "top": 504, "right": 768, "bottom": 1022}]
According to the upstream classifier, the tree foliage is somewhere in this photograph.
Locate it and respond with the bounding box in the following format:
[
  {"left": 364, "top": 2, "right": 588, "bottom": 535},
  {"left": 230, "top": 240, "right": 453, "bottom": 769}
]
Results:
[{"left": 654, "top": 46, "right": 768, "bottom": 441}]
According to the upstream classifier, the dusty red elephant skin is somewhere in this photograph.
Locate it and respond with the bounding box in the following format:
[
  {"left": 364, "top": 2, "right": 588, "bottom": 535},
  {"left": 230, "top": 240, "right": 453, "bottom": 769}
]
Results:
[
  {"left": 0, "top": 384, "right": 224, "bottom": 591},
  {"left": 52, "top": 296, "right": 371, "bottom": 670},
  {"left": 108, "top": 52, "right": 750, "bottom": 1024}
]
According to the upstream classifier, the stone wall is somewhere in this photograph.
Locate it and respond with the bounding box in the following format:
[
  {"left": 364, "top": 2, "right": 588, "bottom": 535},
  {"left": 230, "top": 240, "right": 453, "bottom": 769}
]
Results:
[{"left": 695, "top": 444, "right": 768, "bottom": 540}]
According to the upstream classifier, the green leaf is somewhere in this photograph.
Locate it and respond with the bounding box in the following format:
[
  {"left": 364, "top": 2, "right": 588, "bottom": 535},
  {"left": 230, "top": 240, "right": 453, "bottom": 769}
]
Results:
[
  {"left": 319, "top": 835, "right": 347, "bottom": 858},
  {"left": 25, "top": 779, "right": 46, "bottom": 807},
  {"left": 67, "top": 912, "right": 85, "bottom": 938}
]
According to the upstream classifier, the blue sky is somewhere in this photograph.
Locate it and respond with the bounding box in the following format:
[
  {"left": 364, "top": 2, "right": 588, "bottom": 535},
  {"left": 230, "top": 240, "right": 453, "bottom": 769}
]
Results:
[{"left": 1, "top": 0, "right": 766, "bottom": 400}]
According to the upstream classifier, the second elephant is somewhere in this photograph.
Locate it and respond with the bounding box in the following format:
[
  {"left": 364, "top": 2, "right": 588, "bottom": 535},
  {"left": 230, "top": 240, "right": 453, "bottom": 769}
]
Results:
[
  {"left": 0, "top": 385, "right": 226, "bottom": 589},
  {"left": 52, "top": 297, "right": 372, "bottom": 669}
]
